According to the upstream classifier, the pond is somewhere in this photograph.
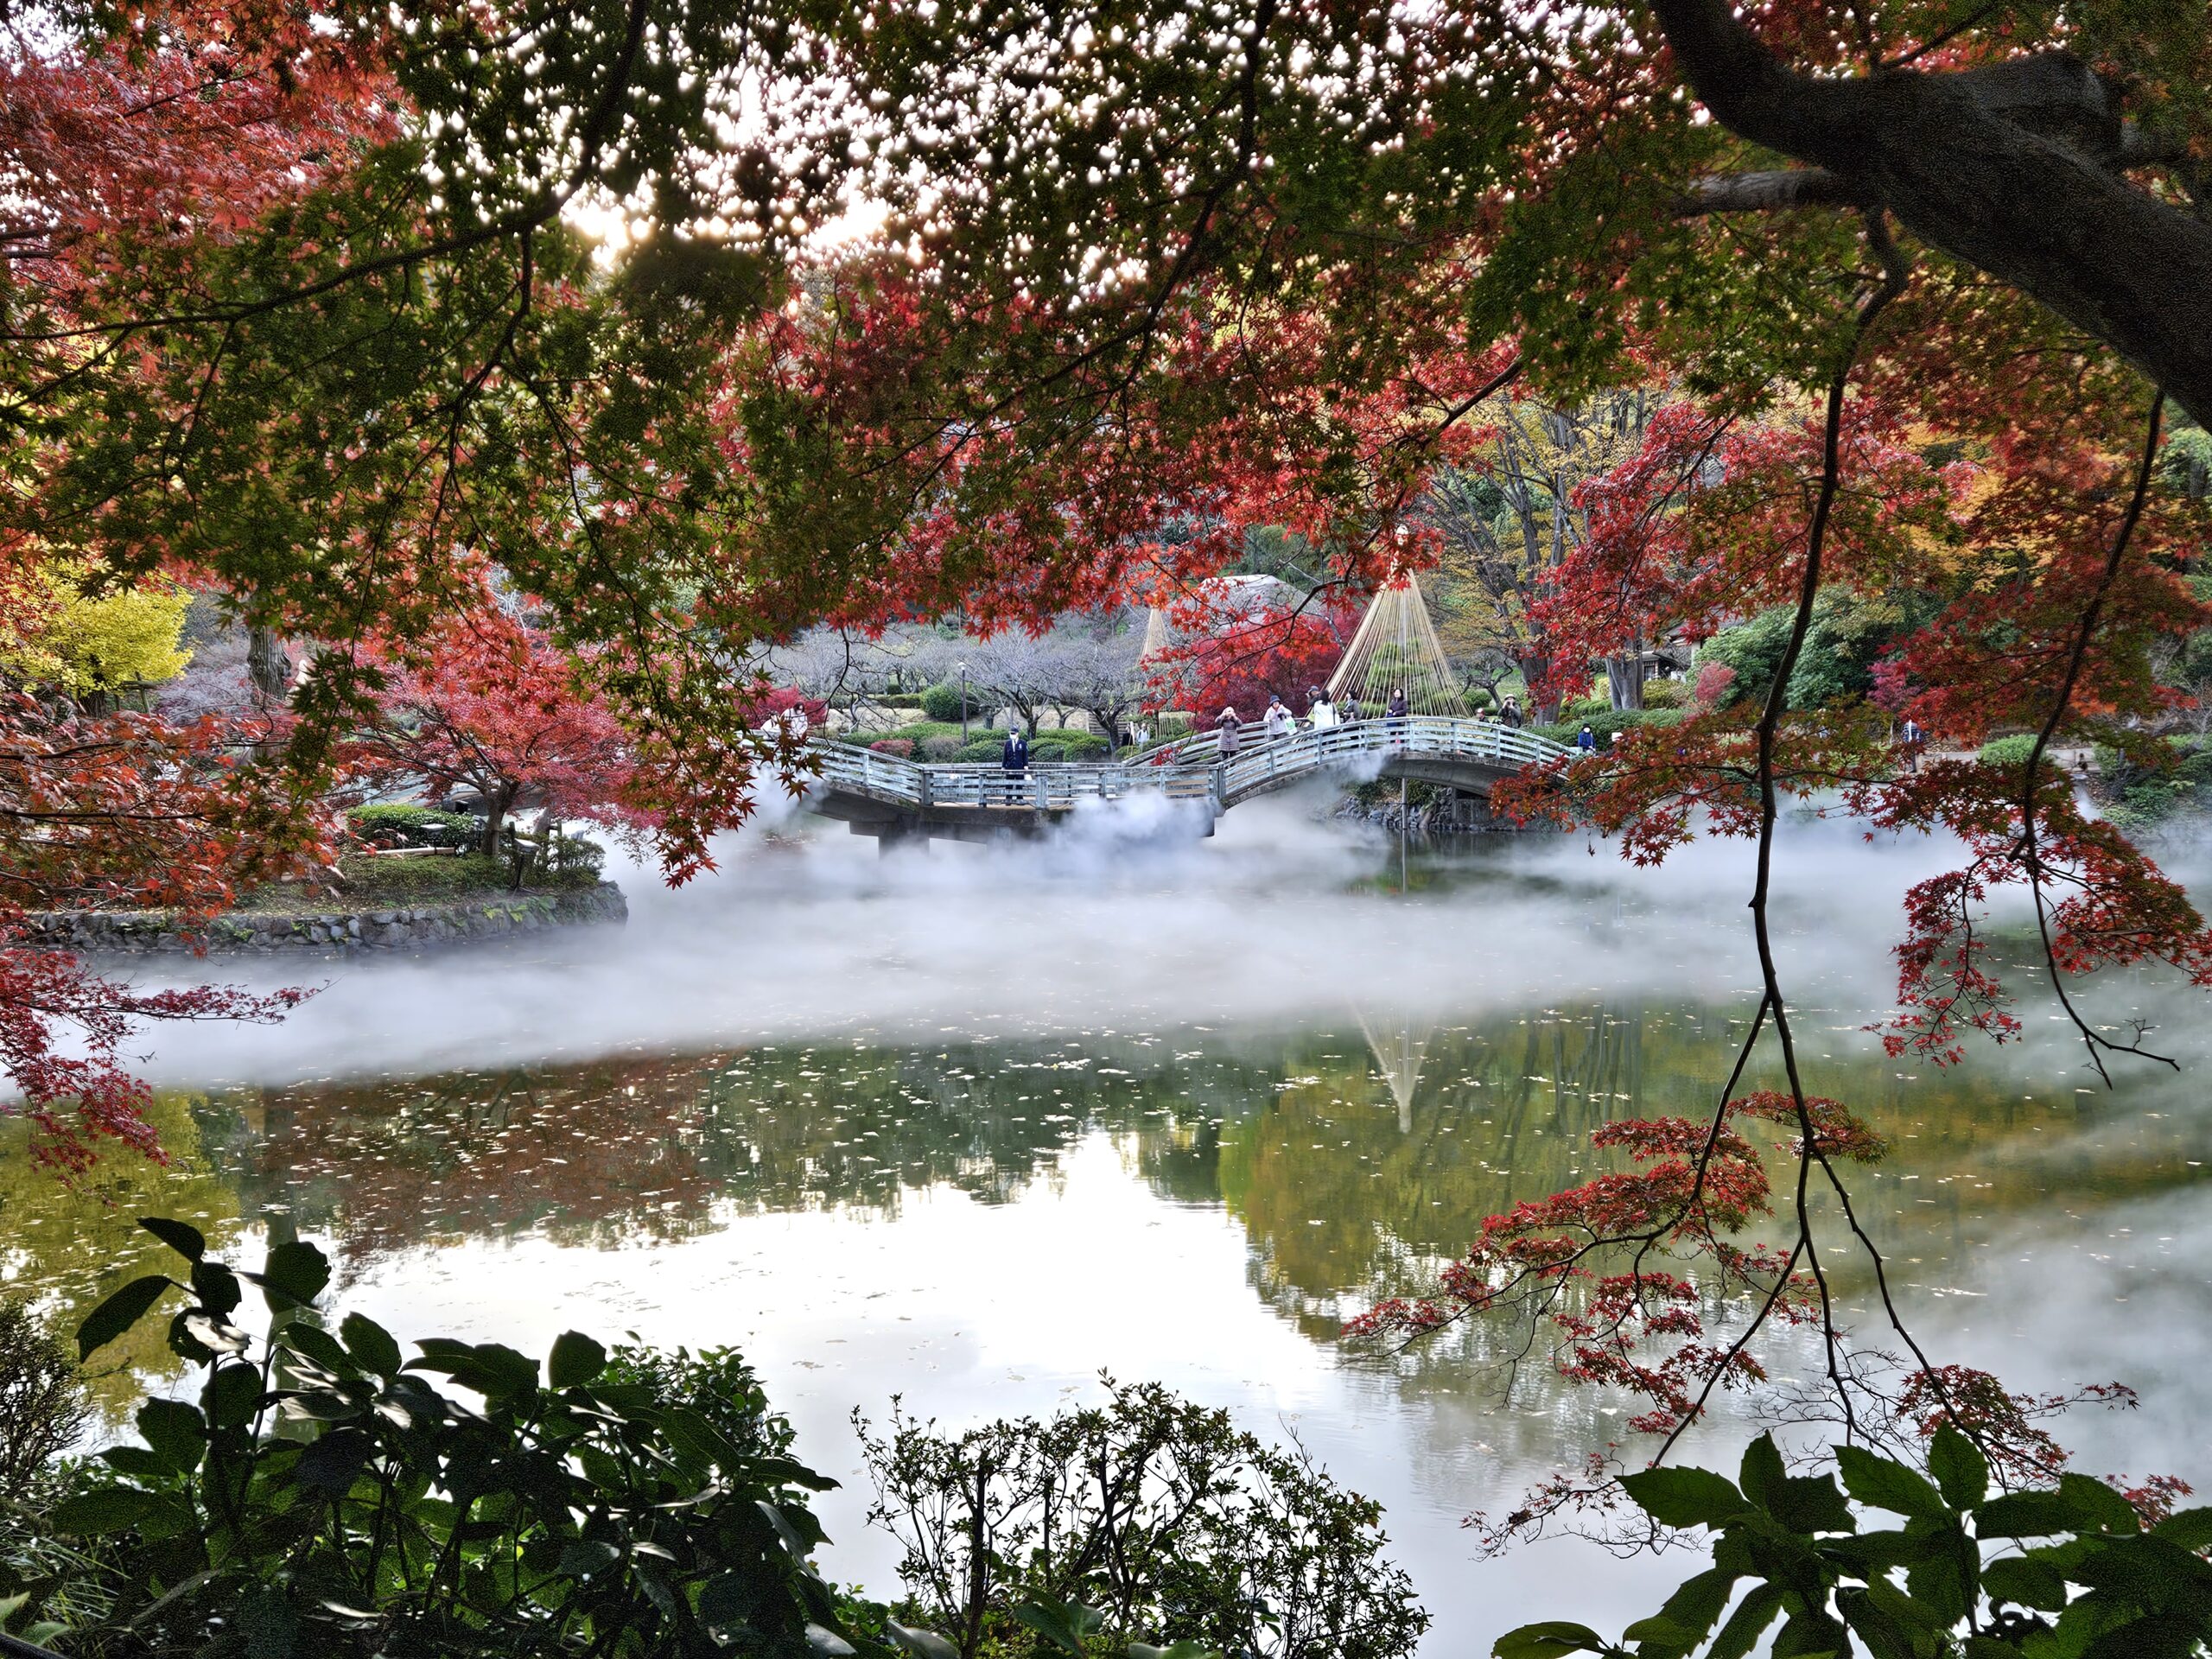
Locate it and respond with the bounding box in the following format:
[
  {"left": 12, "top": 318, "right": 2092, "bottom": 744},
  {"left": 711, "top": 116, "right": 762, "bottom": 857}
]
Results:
[{"left": 6, "top": 789, "right": 2210, "bottom": 1653}]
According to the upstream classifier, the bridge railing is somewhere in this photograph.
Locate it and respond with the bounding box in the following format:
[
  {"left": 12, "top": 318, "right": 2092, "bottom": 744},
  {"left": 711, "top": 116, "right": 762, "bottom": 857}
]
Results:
[
  {"left": 1216, "top": 715, "right": 1565, "bottom": 804},
  {"left": 807, "top": 717, "right": 1567, "bottom": 815}
]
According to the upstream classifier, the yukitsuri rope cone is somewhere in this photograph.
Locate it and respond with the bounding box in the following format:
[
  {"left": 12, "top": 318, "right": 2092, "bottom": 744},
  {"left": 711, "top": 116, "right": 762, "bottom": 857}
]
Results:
[{"left": 1325, "top": 572, "right": 1465, "bottom": 715}]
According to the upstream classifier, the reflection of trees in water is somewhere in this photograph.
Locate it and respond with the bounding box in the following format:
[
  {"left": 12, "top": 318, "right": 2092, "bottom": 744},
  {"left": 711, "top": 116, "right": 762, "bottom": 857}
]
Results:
[
  {"left": 1215, "top": 995, "right": 2212, "bottom": 1355},
  {"left": 7, "top": 982, "right": 2204, "bottom": 1421}
]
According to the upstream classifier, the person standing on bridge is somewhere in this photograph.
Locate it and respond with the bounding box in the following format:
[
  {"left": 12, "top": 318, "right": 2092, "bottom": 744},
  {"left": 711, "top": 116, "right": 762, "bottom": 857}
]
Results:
[
  {"left": 1216, "top": 707, "right": 1243, "bottom": 759},
  {"left": 1499, "top": 696, "right": 1523, "bottom": 730},
  {"left": 1387, "top": 687, "right": 1408, "bottom": 721},
  {"left": 1263, "top": 696, "right": 1295, "bottom": 742},
  {"left": 1307, "top": 687, "right": 1336, "bottom": 730},
  {"left": 1001, "top": 726, "right": 1029, "bottom": 803}
]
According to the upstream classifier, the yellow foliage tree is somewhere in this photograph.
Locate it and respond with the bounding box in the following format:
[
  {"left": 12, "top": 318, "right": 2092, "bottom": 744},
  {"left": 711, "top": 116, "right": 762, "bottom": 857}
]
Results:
[{"left": 0, "top": 560, "right": 193, "bottom": 701}]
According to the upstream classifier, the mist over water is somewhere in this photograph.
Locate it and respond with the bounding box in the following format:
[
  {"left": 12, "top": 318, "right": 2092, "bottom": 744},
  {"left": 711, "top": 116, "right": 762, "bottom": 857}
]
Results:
[
  {"left": 16, "top": 791, "right": 2212, "bottom": 1654},
  {"left": 128, "top": 791, "right": 1993, "bottom": 1089}
]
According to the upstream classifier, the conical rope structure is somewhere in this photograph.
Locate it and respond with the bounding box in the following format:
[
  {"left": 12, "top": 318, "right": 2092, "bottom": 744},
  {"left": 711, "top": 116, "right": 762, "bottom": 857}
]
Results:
[
  {"left": 1139, "top": 605, "right": 1175, "bottom": 664},
  {"left": 1325, "top": 572, "right": 1464, "bottom": 715}
]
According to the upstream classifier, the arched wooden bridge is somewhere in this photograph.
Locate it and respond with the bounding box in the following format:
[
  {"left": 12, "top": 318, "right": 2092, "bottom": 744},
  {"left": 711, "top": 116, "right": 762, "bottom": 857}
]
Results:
[{"left": 801, "top": 716, "right": 1570, "bottom": 846}]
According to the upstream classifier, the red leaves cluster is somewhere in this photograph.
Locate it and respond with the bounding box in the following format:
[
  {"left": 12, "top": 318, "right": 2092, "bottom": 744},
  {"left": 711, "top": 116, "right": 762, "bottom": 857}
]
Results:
[
  {"left": 1143, "top": 593, "right": 1351, "bottom": 718},
  {"left": 0, "top": 689, "right": 325, "bottom": 1169},
  {"left": 1348, "top": 1096, "right": 1884, "bottom": 1437}
]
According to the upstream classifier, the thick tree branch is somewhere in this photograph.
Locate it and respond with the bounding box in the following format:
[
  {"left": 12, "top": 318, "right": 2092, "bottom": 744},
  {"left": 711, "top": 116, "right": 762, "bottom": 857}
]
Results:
[
  {"left": 1678, "top": 168, "right": 1872, "bottom": 215},
  {"left": 1646, "top": 0, "right": 2212, "bottom": 423}
]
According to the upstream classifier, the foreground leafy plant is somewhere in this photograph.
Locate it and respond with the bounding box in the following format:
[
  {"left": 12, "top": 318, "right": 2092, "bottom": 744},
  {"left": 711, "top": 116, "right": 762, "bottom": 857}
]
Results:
[
  {"left": 1494, "top": 1427, "right": 2212, "bottom": 1658},
  {"left": 34, "top": 1218, "right": 868, "bottom": 1657}
]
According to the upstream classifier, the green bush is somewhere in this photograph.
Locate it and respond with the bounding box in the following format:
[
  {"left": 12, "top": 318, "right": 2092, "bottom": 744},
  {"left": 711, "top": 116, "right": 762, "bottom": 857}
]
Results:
[
  {"left": 1535, "top": 708, "right": 1683, "bottom": 747},
  {"left": 346, "top": 803, "right": 478, "bottom": 849},
  {"left": 1498, "top": 1427, "right": 2212, "bottom": 1659},
  {"left": 859, "top": 1380, "right": 1426, "bottom": 1659},
  {"left": 30, "top": 1219, "right": 866, "bottom": 1659},
  {"left": 1978, "top": 732, "right": 2039, "bottom": 770},
  {"left": 921, "top": 682, "right": 985, "bottom": 722},
  {"left": 1028, "top": 728, "right": 1109, "bottom": 759},
  {"left": 0, "top": 1302, "right": 87, "bottom": 1493},
  {"left": 918, "top": 734, "right": 963, "bottom": 761},
  {"left": 1639, "top": 677, "right": 1686, "bottom": 709}
]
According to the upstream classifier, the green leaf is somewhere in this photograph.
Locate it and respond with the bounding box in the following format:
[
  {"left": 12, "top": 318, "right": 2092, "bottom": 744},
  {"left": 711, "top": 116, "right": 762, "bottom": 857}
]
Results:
[
  {"left": 888, "top": 1625, "right": 963, "bottom": 1659},
  {"left": 408, "top": 1338, "right": 539, "bottom": 1399},
  {"left": 1624, "top": 1567, "right": 1736, "bottom": 1656},
  {"left": 281, "top": 1322, "right": 357, "bottom": 1380},
  {"left": 1707, "top": 1583, "right": 1784, "bottom": 1659},
  {"left": 1773, "top": 1474, "right": 1855, "bottom": 1536},
  {"left": 1983, "top": 1554, "right": 2068, "bottom": 1611},
  {"left": 202, "top": 1361, "right": 264, "bottom": 1430},
  {"left": 1974, "top": 1491, "right": 2079, "bottom": 1537},
  {"left": 1011, "top": 1599, "right": 1105, "bottom": 1657},
  {"left": 49, "top": 1487, "right": 158, "bottom": 1535},
  {"left": 2056, "top": 1473, "right": 2140, "bottom": 1535},
  {"left": 189, "top": 1260, "right": 243, "bottom": 1318},
  {"left": 2152, "top": 1507, "right": 2212, "bottom": 1550},
  {"left": 1739, "top": 1434, "right": 1787, "bottom": 1515},
  {"left": 1834, "top": 1446, "right": 1947, "bottom": 1520},
  {"left": 296, "top": 1427, "right": 374, "bottom": 1496},
  {"left": 137, "top": 1217, "right": 205, "bottom": 1262},
  {"left": 1620, "top": 1465, "right": 1751, "bottom": 1530},
  {"left": 547, "top": 1330, "right": 607, "bottom": 1390},
  {"left": 137, "top": 1397, "right": 207, "bottom": 1474},
  {"left": 259, "top": 1240, "right": 330, "bottom": 1311},
  {"left": 807, "top": 1625, "right": 859, "bottom": 1658},
  {"left": 557, "top": 1540, "right": 623, "bottom": 1577},
  {"left": 340, "top": 1313, "right": 404, "bottom": 1380},
  {"left": 1491, "top": 1622, "right": 1612, "bottom": 1659},
  {"left": 78, "top": 1274, "right": 175, "bottom": 1361},
  {"left": 99, "top": 1445, "right": 172, "bottom": 1481},
  {"left": 1928, "top": 1426, "right": 1988, "bottom": 1510},
  {"left": 1128, "top": 1644, "right": 1220, "bottom": 1659}
]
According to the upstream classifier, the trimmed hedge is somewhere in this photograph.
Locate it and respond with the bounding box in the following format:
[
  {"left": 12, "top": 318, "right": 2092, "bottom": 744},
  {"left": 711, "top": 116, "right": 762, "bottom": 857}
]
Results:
[{"left": 347, "top": 804, "right": 479, "bottom": 849}]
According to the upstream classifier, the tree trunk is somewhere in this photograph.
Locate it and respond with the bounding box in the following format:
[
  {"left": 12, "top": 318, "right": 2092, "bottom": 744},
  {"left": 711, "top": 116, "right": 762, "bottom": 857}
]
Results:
[
  {"left": 479, "top": 785, "right": 517, "bottom": 859},
  {"left": 246, "top": 626, "right": 292, "bottom": 700},
  {"left": 1649, "top": 0, "right": 2212, "bottom": 425},
  {"left": 1605, "top": 655, "right": 1645, "bottom": 711}
]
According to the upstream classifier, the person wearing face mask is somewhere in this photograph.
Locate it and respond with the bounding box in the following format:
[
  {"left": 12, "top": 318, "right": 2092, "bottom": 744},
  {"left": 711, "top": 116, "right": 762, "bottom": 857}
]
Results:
[{"left": 1263, "top": 696, "right": 1295, "bottom": 742}]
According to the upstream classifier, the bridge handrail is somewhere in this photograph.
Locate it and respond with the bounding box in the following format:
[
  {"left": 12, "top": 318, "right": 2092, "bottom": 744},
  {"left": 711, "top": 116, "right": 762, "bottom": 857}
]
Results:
[{"left": 804, "top": 717, "right": 1568, "bottom": 814}]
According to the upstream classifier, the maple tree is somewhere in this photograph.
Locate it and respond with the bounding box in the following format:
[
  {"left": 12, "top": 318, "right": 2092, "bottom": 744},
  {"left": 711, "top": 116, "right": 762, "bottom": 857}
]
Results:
[{"left": 342, "top": 606, "right": 653, "bottom": 858}]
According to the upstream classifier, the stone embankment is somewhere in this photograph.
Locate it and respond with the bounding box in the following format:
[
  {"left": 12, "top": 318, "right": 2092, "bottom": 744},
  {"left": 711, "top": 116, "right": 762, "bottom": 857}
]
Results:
[{"left": 23, "top": 882, "right": 626, "bottom": 957}]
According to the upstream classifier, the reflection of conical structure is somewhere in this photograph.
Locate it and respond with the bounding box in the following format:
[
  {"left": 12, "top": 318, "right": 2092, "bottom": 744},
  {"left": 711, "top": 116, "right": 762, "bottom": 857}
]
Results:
[
  {"left": 1326, "top": 572, "right": 1462, "bottom": 715},
  {"left": 1352, "top": 1005, "right": 1438, "bottom": 1133}
]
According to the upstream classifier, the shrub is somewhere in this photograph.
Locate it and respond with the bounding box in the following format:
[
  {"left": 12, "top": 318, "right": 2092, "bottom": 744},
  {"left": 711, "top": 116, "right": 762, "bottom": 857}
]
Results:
[
  {"left": 858, "top": 1379, "right": 1427, "bottom": 1659},
  {"left": 1979, "top": 732, "right": 2039, "bottom": 770},
  {"left": 1639, "top": 677, "right": 1686, "bottom": 709},
  {"left": 1027, "top": 728, "right": 1109, "bottom": 760},
  {"left": 957, "top": 737, "right": 1010, "bottom": 762},
  {"left": 921, "top": 682, "right": 984, "bottom": 722},
  {"left": 918, "top": 735, "right": 963, "bottom": 761},
  {"left": 1535, "top": 708, "right": 1683, "bottom": 747},
  {"left": 869, "top": 738, "right": 917, "bottom": 758},
  {"left": 545, "top": 830, "right": 606, "bottom": 882},
  {"left": 0, "top": 1301, "right": 87, "bottom": 1493},
  {"left": 34, "top": 1219, "right": 865, "bottom": 1659},
  {"left": 346, "top": 803, "right": 478, "bottom": 850},
  {"left": 1499, "top": 1427, "right": 2212, "bottom": 1659}
]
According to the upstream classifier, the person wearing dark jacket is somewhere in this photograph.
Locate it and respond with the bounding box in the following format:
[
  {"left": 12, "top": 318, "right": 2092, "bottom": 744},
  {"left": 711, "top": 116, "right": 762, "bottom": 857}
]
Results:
[
  {"left": 1001, "top": 728, "right": 1029, "bottom": 801},
  {"left": 1577, "top": 723, "right": 1597, "bottom": 753},
  {"left": 1387, "top": 688, "right": 1409, "bottom": 719}
]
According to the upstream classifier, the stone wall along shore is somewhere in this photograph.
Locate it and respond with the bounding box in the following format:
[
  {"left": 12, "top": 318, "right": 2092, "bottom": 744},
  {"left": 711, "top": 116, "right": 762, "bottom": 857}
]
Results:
[{"left": 22, "top": 881, "right": 627, "bottom": 957}]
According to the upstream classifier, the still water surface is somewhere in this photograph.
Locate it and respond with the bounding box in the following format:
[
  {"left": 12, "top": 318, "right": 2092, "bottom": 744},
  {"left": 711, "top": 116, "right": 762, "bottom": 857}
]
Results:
[{"left": 5, "top": 793, "right": 2209, "bottom": 1651}]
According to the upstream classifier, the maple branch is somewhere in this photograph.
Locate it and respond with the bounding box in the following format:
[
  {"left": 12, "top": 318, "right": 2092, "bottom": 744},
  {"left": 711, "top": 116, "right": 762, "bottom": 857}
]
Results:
[
  {"left": 2015, "top": 387, "right": 2175, "bottom": 1085},
  {"left": 1676, "top": 168, "right": 1872, "bottom": 215}
]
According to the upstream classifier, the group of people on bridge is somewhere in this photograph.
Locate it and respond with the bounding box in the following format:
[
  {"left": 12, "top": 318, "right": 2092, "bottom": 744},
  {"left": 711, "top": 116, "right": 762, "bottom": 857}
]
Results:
[{"left": 1211, "top": 687, "right": 1526, "bottom": 757}]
